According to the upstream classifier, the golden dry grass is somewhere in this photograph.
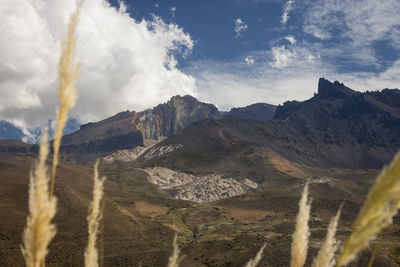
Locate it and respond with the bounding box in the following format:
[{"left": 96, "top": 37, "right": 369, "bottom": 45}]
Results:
[
  {"left": 49, "top": 1, "right": 81, "bottom": 198},
  {"left": 85, "top": 160, "right": 105, "bottom": 267},
  {"left": 337, "top": 151, "right": 400, "bottom": 266},
  {"left": 313, "top": 205, "right": 342, "bottom": 267},
  {"left": 21, "top": 2, "right": 82, "bottom": 267},
  {"left": 245, "top": 243, "right": 266, "bottom": 267},
  {"left": 291, "top": 181, "right": 312, "bottom": 267},
  {"left": 167, "top": 234, "right": 182, "bottom": 267},
  {"left": 21, "top": 130, "right": 57, "bottom": 267}
]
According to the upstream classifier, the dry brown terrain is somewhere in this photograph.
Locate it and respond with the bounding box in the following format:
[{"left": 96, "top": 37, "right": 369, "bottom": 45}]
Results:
[{"left": 1, "top": 154, "right": 400, "bottom": 266}]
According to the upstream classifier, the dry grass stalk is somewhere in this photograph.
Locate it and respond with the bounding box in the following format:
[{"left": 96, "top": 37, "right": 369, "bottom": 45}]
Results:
[
  {"left": 245, "top": 243, "right": 266, "bottom": 267},
  {"left": 49, "top": 2, "right": 82, "bottom": 197},
  {"left": 21, "top": 130, "right": 57, "bottom": 267},
  {"left": 291, "top": 181, "right": 312, "bottom": 267},
  {"left": 167, "top": 234, "right": 182, "bottom": 267},
  {"left": 337, "top": 151, "right": 400, "bottom": 266},
  {"left": 313, "top": 205, "right": 342, "bottom": 267},
  {"left": 85, "top": 160, "right": 106, "bottom": 267},
  {"left": 99, "top": 195, "right": 105, "bottom": 267}
]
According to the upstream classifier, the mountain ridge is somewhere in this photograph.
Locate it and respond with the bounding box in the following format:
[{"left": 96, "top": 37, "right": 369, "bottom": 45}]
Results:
[{"left": 139, "top": 78, "right": 400, "bottom": 170}]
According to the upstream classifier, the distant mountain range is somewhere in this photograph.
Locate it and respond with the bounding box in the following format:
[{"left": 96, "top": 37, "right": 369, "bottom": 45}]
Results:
[
  {"left": 56, "top": 95, "right": 276, "bottom": 161},
  {"left": 1, "top": 78, "right": 400, "bottom": 266},
  {"left": 139, "top": 78, "right": 400, "bottom": 171},
  {"left": 1, "top": 78, "right": 399, "bottom": 169}
]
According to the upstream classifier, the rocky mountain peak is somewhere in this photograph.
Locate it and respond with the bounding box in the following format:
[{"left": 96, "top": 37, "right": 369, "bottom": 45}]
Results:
[
  {"left": 138, "top": 95, "right": 221, "bottom": 140},
  {"left": 317, "top": 77, "right": 357, "bottom": 99},
  {"left": 225, "top": 103, "right": 276, "bottom": 121}
]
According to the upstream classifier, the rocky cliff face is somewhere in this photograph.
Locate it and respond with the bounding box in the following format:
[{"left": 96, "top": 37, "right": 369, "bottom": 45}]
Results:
[
  {"left": 59, "top": 95, "right": 221, "bottom": 162},
  {"left": 270, "top": 78, "right": 400, "bottom": 168},
  {"left": 137, "top": 95, "right": 221, "bottom": 140}
]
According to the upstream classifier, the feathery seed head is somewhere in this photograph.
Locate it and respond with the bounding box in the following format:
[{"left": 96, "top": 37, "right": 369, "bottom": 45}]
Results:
[
  {"left": 21, "top": 130, "right": 57, "bottom": 267},
  {"left": 291, "top": 181, "right": 312, "bottom": 267},
  {"left": 337, "top": 151, "right": 400, "bottom": 266}
]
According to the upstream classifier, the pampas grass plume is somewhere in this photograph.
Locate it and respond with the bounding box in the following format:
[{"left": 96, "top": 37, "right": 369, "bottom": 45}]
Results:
[
  {"left": 167, "top": 234, "right": 182, "bottom": 267},
  {"left": 50, "top": 1, "right": 82, "bottom": 197},
  {"left": 313, "top": 205, "right": 342, "bottom": 267},
  {"left": 291, "top": 181, "right": 312, "bottom": 267},
  {"left": 21, "top": 130, "right": 57, "bottom": 267},
  {"left": 85, "top": 160, "right": 105, "bottom": 267},
  {"left": 337, "top": 151, "right": 400, "bottom": 266},
  {"left": 245, "top": 243, "right": 266, "bottom": 267}
]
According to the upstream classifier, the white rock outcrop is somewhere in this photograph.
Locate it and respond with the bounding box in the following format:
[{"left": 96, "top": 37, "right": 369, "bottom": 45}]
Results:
[
  {"left": 103, "top": 146, "right": 147, "bottom": 162},
  {"left": 143, "top": 167, "right": 257, "bottom": 204}
]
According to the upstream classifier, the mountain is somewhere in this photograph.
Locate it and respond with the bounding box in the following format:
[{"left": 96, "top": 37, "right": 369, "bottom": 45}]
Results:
[
  {"left": 0, "top": 121, "right": 25, "bottom": 141},
  {"left": 140, "top": 78, "right": 400, "bottom": 171},
  {"left": 2, "top": 78, "right": 400, "bottom": 266},
  {"left": 224, "top": 103, "right": 276, "bottom": 121},
  {"left": 0, "top": 118, "right": 80, "bottom": 144},
  {"left": 137, "top": 95, "right": 221, "bottom": 140},
  {"left": 0, "top": 140, "right": 37, "bottom": 157},
  {"left": 59, "top": 95, "right": 221, "bottom": 162}
]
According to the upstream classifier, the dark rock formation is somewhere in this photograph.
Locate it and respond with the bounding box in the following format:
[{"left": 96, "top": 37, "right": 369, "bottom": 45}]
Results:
[
  {"left": 0, "top": 140, "right": 38, "bottom": 157},
  {"left": 142, "top": 78, "right": 400, "bottom": 170},
  {"left": 225, "top": 103, "right": 276, "bottom": 121}
]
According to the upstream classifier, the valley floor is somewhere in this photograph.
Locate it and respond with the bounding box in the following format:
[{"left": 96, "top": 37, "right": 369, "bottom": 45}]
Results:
[{"left": 1, "top": 156, "right": 399, "bottom": 266}]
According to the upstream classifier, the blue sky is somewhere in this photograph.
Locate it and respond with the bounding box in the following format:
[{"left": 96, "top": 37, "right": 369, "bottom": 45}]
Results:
[
  {"left": 106, "top": 0, "right": 400, "bottom": 109},
  {"left": 111, "top": 0, "right": 399, "bottom": 72},
  {"left": 1, "top": 0, "right": 400, "bottom": 140}
]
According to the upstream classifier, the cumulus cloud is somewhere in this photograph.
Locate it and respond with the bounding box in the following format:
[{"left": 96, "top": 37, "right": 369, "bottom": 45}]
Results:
[
  {"left": 281, "top": 0, "right": 295, "bottom": 24},
  {"left": 0, "top": 0, "right": 196, "bottom": 136},
  {"left": 234, "top": 18, "right": 248, "bottom": 38},
  {"left": 245, "top": 56, "right": 255, "bottom": 65}
]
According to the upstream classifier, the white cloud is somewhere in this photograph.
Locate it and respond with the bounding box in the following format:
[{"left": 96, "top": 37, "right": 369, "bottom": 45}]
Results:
[
  {"left": 303, "top": 0, "right": 400, "bottom": 47},
  {"left": 186, "top": 41, "right": 400, "bottom": 111},
  {"left": 234, "top": 18, "right": 248, "bottom": 38},
  {"left": 170, "top": 6, "right": 176, "bottom": 18},
  {"left": 281, "top": 0, "right": 295, "bottom": 25},
  {"left": 269, "top": 46, "right": 297, "bottom": 68},
  {"left": 118, "top": 0, "right": 127, "bottom": 13},
  {"left": 245, "top": 56, "right": 255, "bottom": 65},
  {"left": 0, "top": 0, "right": 196, "bottom": 132},
  {"left": 284, "top": 35, "right": 296, "bottom": 44},
  {"left": 155, "top": 3, "right": 159, "bottom": 8}
]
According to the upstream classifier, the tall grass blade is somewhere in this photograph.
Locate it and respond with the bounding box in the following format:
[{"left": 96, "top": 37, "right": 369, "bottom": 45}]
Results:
[
  {"left": 85, "top": 160, "right": 106, "bottom": 267},
  {"left": 167, "top": 234, "right": 181, "bottom": 267},
  {"left": 337, "top": 151, "right": 400, "bottom": 266},
  {"left": 313, "top": 205, "right": 342, "bottom": 267},
  {"left": 291, "top": 181, "right": 312, "bottom": 267},
  {"left": 49, "top": 1, "right": 82, "bottom": 197},
  {"left": 99, "top": 195, "right": 105, "bottom": 267},
  {"left": 367, "top": 230, "right": 383, "bottom": 267},
  {"left": 21, "top": 130, "right": 57, "bottom": 267},
  {"left": 245, "top": 243, "right": 266, "bottom": 267}
]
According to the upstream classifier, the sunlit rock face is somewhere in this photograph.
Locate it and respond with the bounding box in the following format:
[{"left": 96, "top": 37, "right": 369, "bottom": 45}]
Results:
[
  {"left": 143, "top": 167, "right": 257, "bottom": 204},
  {"left": 137, "top": 95, "right": 221, "bottom": 140}
]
